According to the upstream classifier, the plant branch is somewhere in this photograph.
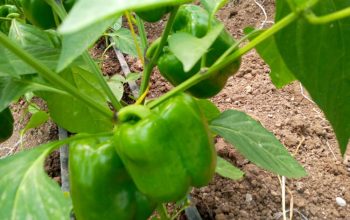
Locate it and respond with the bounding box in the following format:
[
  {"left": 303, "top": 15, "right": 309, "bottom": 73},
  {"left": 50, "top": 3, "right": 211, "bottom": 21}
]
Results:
[
  {"left": 304, "top": 7, "right": 350, "bottom": 24},
  {"left": 147, "top": 12, "right": 298, "bottom": 109},
  {"left": 139, "top": 6, "right": 179, "bottom": 96},
  {"left": 0, "top": 32, "right": 114, "bottom": 120},
  {"left": 135, "top": 15, "right": 148, "bottom": 50},
  {"left": 157, "top": 204, "right": 170, "bottom": 220},
  {"left": 125, "top": 11, "right": 144, "bottom": 65}
]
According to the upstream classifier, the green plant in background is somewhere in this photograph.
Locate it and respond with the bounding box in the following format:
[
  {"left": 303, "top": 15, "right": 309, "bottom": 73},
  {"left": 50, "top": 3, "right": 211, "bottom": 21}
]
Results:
[{"left": 0, "top": 0, "right": 349, "bottom": 219}]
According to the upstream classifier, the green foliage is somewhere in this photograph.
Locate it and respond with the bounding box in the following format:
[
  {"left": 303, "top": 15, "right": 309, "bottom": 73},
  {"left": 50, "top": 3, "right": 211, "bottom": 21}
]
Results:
[
  {"left": 216, "top": 157, "right": 244, "bottom": 180},
  {"left": 275, "top": 0, "right": 350, "bottom": 153},
  {"left": 210, "top": 110, "right": 307, "bottom": 178}
]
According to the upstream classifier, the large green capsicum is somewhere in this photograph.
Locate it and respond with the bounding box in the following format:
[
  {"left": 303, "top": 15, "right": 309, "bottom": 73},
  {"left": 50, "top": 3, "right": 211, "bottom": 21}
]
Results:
[
  {"left": 114, "top": 93, "right": 216, "bottom": 203},
  {"left": 157, "top": 4, "right": 241, "bottom": 98},
  {"left": 20, "top": 0, "right": 76, "bottom": 29},
  {"left": 69, "top": 138, "right": 156, "bottom": 220}
]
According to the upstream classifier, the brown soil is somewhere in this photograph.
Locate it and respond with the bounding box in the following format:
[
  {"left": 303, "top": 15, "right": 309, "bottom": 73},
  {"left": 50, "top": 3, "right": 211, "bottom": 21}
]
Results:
[{"left": 1, "top": 0, "right": 349, "bottom": 219}]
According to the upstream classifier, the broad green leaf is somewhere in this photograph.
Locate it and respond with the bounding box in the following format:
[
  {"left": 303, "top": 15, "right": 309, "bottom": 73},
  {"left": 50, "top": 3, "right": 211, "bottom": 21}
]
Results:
[
  {"left": 216, "top": 157, "right": 244, "bottom": 180},
  {"left": 57, "top": 17, "right": 116, "bottom": 72},
  {"left": 196, "top": 99, "right": 220, "bottom": 122},
  {"left": 244, "top": 27, "right": 295, "bottom": 88},
  {"left": 109, "top": 28, "right": 144, "bottom": 58},
  {"left": 286, "top": 0, "right": 319, "bottom": 11},
  {"left": 0, "top": 107, "right": 14, "bottom": 143},
  {"left": 59, "top": 0, "right": 192, "bottom": 34},
  {"left": 275, "top": 0, "right": 350, "bottom": 153},
  {"left": 169, "top": 24, "right": 224, "bottom": 72},
  {"left": 21, "top": 111, "right": 49, "bottom": 135},
  {"left": 210, "top": 110, "right": 307, "bottom": 178},
  {"left": 0, "top": 143, "right": 70, "bottom": 219},
  {"left": 125, "top": 72, "right": 141, "bottom": 82},
  {"left": 0, "top": 21, "right": 60, "bottom": 77},
  {"left": 39, "top": 67, "right": 113, "bottom": 133},
  {"left": 112, "top": 16, "right": 123, "bottom": 31},
  {"left": 200, "top": 0, "right": 228, "bottom": 16}
]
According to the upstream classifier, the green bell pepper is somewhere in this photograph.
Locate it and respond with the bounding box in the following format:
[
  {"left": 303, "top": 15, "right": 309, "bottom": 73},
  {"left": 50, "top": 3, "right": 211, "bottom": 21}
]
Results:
[
  {"left": 0, "top": 4, "right": 19, "bottom": 34},
  {"left": 136, "top": 6, "right": 172, "bottom": 22},
  {"left": 69, "top": 138, "right": 156, "bottom": 220},
  {"left": 114, "top": 93, "right": 216, "bottom": 203},
  {"left": 157, "top": 4, "right": 241, "bottom": 98},
  {"left": 0, "top": 107, "right": 14, "bottom": 143},
  {"left": 20, "top": 0, "right": 76, "bottom": 29}
]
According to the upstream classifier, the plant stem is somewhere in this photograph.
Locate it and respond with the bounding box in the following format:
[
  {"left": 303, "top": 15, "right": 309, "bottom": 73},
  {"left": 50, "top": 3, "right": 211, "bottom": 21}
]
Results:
[
  {"left": 0, "top": 32, "right": 114, "bottom": 120},
  {"left": 157, "top": 204, "right": 170, "bottom": 220},
  {"left": 125, "top": 11, "right": 144, "bottom": 65},
  {"left": 135, "top": 15, "right": 148, "bottom": 50},
  {"left": 147, "top": 12, "right": 298, "bottom": 109},
  {"left": 304, "top": 7, "right": 350, "bottom": 24},
  {"left": 139, "top": 6, "right": 179, "bottom": 95}
]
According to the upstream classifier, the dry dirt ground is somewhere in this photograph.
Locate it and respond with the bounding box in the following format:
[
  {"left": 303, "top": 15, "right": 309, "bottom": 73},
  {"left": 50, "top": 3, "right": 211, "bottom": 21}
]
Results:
[{"left": 1, "top": 0, "right": 350, "bottom": 219}]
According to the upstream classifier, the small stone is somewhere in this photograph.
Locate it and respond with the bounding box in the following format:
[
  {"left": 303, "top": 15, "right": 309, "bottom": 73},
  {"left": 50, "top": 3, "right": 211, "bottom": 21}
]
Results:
[
  {"left": 295, "top": 182, "right": 304, "bottom": 193},
  {"left": 215, "top": 213, "right": 227, "bottom": 220},
  {"left": 245, "top": 85, "right": 253, "bottom": 94},
  {"left": 245, "top": 193, "right": 253, "bottom": 203},
  {"left": 336, "top": 197, "right": 347, "bottom": 207}
]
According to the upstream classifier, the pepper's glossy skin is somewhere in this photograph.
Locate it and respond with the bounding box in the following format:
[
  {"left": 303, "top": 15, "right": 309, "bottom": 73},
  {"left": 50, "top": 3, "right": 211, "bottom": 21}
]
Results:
[
  {"left": 157, "top": 5, "right": 240, "bottom": 98},
  {"left": 0, "top": 108, "right": 14, "bottom": 143},
  {"left": 20, "top": 0, "right": 76, "bottom": 29},
  {"left": 136, "top": 6, "right": 171, "bottom": 22},
  {"left": 0, "top": 5, "right": 19, "bottom": 34},
  {"left": 114, "top": 93, "right": 216, "bottom": 202},
  {"left": 69, "top": 138, "right": 156, "bottom": 220}
]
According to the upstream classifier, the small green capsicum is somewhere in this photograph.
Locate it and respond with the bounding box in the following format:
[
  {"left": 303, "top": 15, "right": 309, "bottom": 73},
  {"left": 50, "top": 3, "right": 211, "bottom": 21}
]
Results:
[
  {"left": 69, "top": 138, "right": 156, "bottom": 220},
  {"left": 136, "top": 6, "right": 172, "bottom": 22},
  {"left": 157, "top": 4, "right": 241, "bottom": 98},
  {"left": 114, "top": 93, "right": 217, "bottom": 203}
]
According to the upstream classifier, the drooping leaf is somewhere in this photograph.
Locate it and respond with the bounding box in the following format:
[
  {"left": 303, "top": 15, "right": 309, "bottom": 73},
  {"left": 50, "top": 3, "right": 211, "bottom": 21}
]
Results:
[
  {"left": 275, "top": 0, "right": 350, "bottom": 153},
  {"left": 109, "top": 28, "right": 144, "bottom": 58},
  {"left": 244, "top": 27, "right": 296, "bottom": 88},
  {"left": 0, "top": 107, "right": 14, "bottom": 143},
  {"left": 57, "top": 17, "right": 116, "bottom": 72},
  {"left": 59, "top": 0, "right": 192, "bottom": 34},
  {"left": 216, "top": 156, "right": 244, "bottom": 180},
  {"left": 169, "top": 24, "right": 224, "bottom": 72},
  {"left": 107, "top": 75, "right": 124, "bottom": 101},
  {"left": 21, "top": 111, "right": 49, "bottom": 135},
  {"left": 210, "top": 110, "right": 307, "bottom": 178},
  {"left": 38, "top": 67, "right": 113, "bottom": 133},
  {"left": 196, "top": 99, "right": 220, "bottom": 122},
  {"left": 0, "top": 143, "right": 71, "bottom": 219}
]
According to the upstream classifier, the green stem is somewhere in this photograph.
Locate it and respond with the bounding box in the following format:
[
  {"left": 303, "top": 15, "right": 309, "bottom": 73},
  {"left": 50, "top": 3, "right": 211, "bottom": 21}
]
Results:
[
  {"left": 139, "top": 6, "right": 179, "bottom": 95},
  {"left": 0, "top": 17, "right": 12, "bottom": 21},
  {"left": 136, "top": 15, "right": 148, "bottom": 50},
  {"left": 147, "top": 12, "right": 298, "bottom": 109},
  {"left": 0, "top": 32, "right": 113, "bottom": 120},
  {"left": 157, "top": 204, "right": 170, "bottom": 220},
  {"left": 304, "top": 7, "right": 350, "bottom": 24},
  {"left": 46, "top": 0, "right": 122, "bottom": 111}
]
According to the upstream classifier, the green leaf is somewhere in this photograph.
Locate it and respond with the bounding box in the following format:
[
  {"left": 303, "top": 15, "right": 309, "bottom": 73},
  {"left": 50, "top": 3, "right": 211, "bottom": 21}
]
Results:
[
  {"left": 107, "top": 76, "right": 124, "bottom": 101},
  {"left": 210, "top": 110, "right": 307, "bottom": 178},
  {"left": 200, "top": 0, "right": 228, "bottom": 16},
  {"left": 57, "top": 17, "right": 116, "bottom": 72},
  {"left": 169, "top": 24, "right": 224, "bottom": 72},
  {"left": 21, "top": 111, "right": 49, "bottom": 135},
  {"left": 59, "top": 0, "right": 192, "bottom": 34},
  {"left": 216, "top": 156, "right": 244, "bottom": 180},
  {"left": 0, "top": 143, "right": 71, "bottom": 219},
  {"left": 125, "top": 72, "right": 141, "bottom": 82},
  {"left": 275, "top": 0, "right": 350, "bottom": 153},
  {"left": 244, "top": 27, "right": 296, "bottom": 88},
  {"left": 112, "top": 16, "right": 123, "bottom": 31},
  {"left": 0, "top": 107, "right": 14, "bottom": 143},
  {"left": 196, "top": 99, "right": 220, "bottom": 122},
  {"left": 39, "top": 67, "right": 113, "bottom": 133},
  {"left": 109, "top": 28, "right": 144, "bottom": 58},
  {"left": 0, "top": 20, "right": 60, "bottom": 76}
]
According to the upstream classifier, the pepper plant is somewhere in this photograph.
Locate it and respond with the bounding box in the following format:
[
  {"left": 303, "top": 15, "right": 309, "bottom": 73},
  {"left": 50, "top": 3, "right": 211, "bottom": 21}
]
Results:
[{"left": 0, "top": 0, "right": 349, "bottom": 219}]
